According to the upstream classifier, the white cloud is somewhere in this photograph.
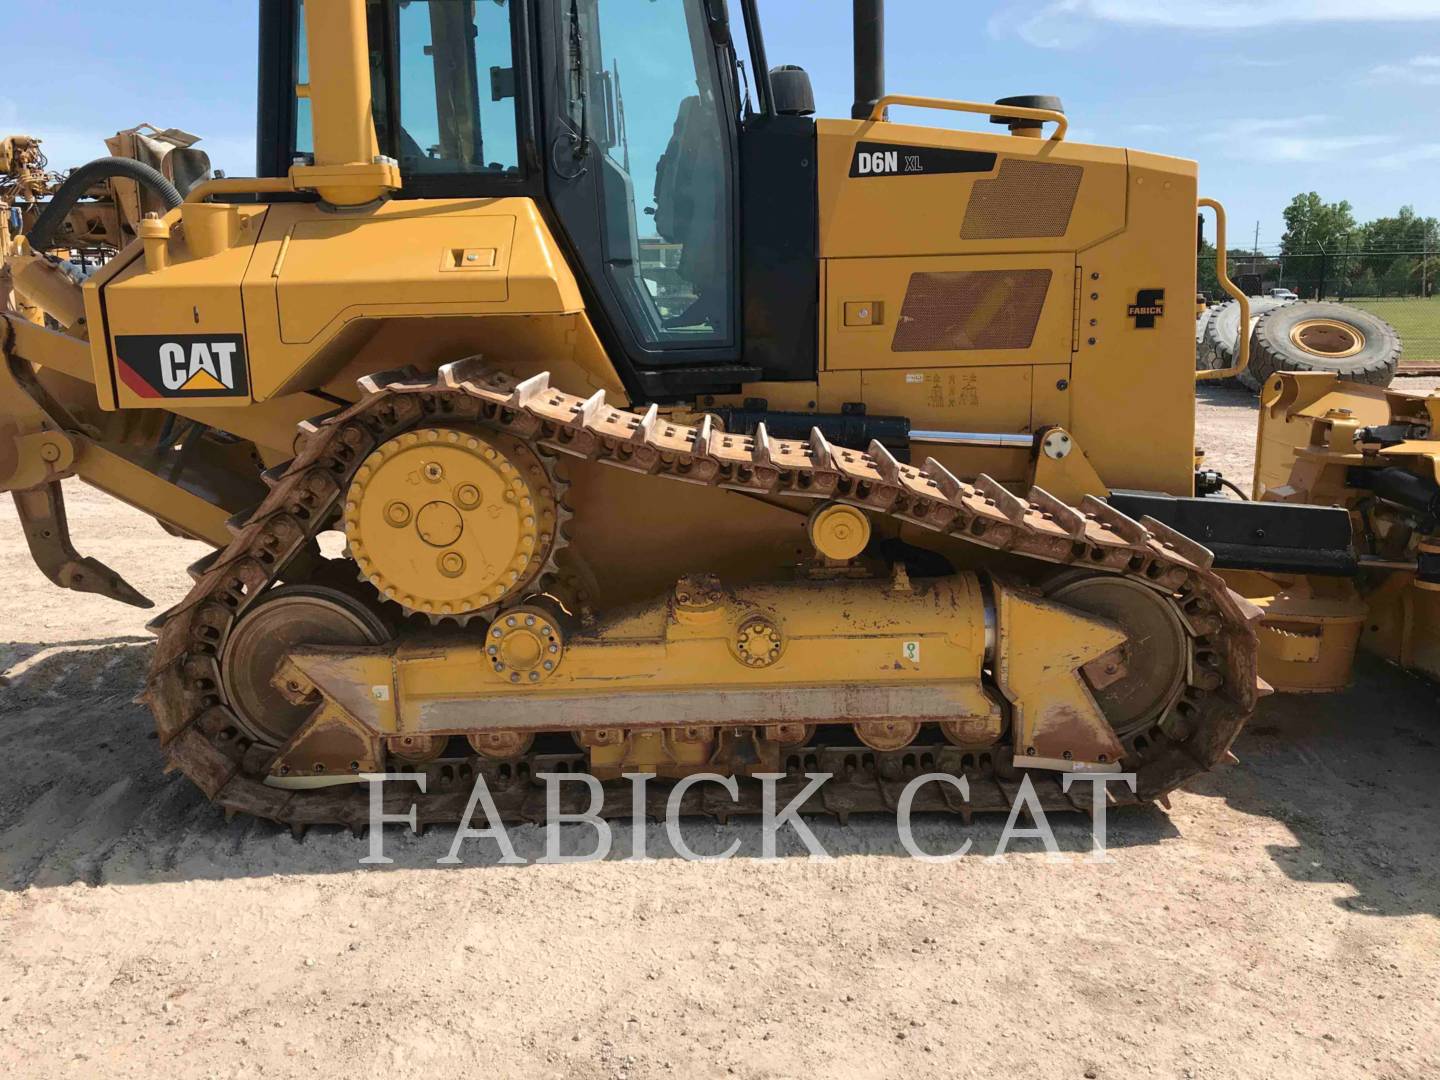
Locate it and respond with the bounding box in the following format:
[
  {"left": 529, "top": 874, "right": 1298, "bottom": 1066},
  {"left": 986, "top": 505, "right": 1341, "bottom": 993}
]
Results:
[
  {"left": 1199, "top": 115, "right": 1332, "bottom": 142},
  {"left": 1228, "top": 57, "right": 1294, "bottom": 70},
  {"left": 1368, "top": 143, "right": 1440, "bottom": 170},
  {"left": 1199, "top": 114, "right": 1440, "bottom": 168},
  {"left": 1245, "top": 134, "right": 1396, "bottom": 165},
  {"left": 1370, "top": 54, "right": 1440, "bottom": 86},
  {"left": 994, "top": 1, "right": 1440, "bottom": 47}
]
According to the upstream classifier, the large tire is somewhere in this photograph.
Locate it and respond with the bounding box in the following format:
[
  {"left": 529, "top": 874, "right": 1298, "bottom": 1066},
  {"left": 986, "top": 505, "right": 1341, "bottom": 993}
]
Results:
[
  {"left": 1194, "top": 304, "right": 1219, "bottom": 368},
  {"left": 1203, "top": 297, "right": 1288, "bottom": 388},
  {"left": 1248, "top": 301, "right": 1401, "bottom": 389},
  {"left": 1197, "top": 305, "right": 1232, "bottom": 371}
]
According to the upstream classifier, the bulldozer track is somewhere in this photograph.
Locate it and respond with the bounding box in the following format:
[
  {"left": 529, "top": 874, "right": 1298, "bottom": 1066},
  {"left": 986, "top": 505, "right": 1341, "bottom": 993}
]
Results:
[{"left": 143, "top": 358, "right": 1258, "bottom": 831}]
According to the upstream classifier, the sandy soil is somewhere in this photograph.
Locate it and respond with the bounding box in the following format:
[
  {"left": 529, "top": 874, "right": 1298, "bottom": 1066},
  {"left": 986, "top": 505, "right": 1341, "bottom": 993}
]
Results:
[{"left": 1, "top": 386, "right": 1439, "bottom": 1080}]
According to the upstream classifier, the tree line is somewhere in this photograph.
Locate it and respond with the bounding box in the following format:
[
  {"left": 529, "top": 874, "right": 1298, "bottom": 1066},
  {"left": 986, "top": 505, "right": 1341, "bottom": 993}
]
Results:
[{"left": 1199, "top": 194, "right": 1439, "bottom": 300}]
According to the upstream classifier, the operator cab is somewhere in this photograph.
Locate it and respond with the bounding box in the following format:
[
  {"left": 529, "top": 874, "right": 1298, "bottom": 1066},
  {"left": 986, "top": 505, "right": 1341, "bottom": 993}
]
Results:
[{"left": 259, "top": 0, "right": 817, "bottom": 399}]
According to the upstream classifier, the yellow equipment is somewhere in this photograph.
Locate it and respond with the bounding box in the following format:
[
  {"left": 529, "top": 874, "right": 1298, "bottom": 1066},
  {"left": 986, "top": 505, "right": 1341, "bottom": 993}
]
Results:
[{"left": 5, "top": 0, "right": 1430, "bottom": 827}]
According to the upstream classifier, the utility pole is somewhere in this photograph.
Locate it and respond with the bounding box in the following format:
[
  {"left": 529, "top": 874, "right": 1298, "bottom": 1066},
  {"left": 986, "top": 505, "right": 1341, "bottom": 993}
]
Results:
[
  {"left": 1253, "top": 220, "right": 1261, "bottom": 278},
  {"left": 1425, "top": 228, "right": 1432, "bottom": 299},
  {"left": 1338, "top": 232, "right": 1349, "bottom": 302}
]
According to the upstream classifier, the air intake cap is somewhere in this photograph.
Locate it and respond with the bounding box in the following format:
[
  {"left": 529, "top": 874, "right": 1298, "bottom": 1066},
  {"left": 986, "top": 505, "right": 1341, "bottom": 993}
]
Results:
[
  {"left": 770, "top": 65, "right": 816, "bottom": 117},
  {"left": 990, "top": 94, "right": 1065, "bottom": 130}
]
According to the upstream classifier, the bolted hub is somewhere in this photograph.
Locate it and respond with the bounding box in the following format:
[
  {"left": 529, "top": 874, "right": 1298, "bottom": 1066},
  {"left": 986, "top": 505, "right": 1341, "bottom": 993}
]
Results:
[
  {"left": 733, "top": 615, "right": 785, "bottom": 668},
  {"left": 1041, "top": 429, "right": 1073, "bottom": 460},
  {"left": 675, "top": 573, "right": 724, "bottom": 611},
  {"left": 487, "top": 606, "right": 564, "bottom": 685},
  {"left": 344, "top": 428, "right": 559, "bottom": 619}
]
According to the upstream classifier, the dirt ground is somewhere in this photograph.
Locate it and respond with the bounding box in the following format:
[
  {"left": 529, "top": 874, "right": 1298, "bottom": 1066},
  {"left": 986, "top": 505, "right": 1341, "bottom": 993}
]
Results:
[{"left": 2, "top": 383, "right": 1439, "bottom": 1080}]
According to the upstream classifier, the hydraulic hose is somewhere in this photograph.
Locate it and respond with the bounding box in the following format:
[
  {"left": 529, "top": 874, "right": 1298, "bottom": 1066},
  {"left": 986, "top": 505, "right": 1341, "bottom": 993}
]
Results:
[
  {"left": 1348, "top": 466, "right": 1440, "bottom": 521},
  {"left": 25, "top": 157, "right": 183, "bottom": 252}
]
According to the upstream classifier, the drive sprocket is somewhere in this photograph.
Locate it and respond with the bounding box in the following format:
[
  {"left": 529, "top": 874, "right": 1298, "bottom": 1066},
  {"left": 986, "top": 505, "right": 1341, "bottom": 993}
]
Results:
[{"left": 343, "top": 426, "right": 563, "bottom": 621}]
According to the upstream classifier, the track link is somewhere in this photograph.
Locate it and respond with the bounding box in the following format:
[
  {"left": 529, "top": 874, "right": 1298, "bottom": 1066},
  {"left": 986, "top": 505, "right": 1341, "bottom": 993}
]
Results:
[{"left": 144, "top": 359, "right": 1259, "bottom": 828}]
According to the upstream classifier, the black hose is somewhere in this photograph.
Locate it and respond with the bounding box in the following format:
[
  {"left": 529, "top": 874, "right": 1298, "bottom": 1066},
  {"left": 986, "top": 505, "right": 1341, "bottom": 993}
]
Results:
[
  {"left": 26, "top": 157, "right": 183, "bottom": 252},
  {"left": 1220, "top": 478, "right": 1250, "bottom": 501},
  {"left": 1348, "top": 466, "right": 1440, "bottom": 522}
]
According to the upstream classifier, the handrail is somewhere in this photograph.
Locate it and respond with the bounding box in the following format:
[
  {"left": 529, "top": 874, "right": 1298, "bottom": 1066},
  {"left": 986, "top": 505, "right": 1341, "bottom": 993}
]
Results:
[
  {"left": 1195, "top": 197, "right": 1252, "bottom": 383},
  {"left": 867, "top": 94, "right": 1068, "bottom": 141},
  {"left": 185, "top": 176, "right": 298, "bottom": 203}
]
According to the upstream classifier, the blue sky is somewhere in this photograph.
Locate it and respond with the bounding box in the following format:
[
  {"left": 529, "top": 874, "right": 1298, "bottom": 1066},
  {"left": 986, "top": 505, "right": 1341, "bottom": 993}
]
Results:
[{"left": 4, "top": 0, "right": 1438, "bottom": 249}]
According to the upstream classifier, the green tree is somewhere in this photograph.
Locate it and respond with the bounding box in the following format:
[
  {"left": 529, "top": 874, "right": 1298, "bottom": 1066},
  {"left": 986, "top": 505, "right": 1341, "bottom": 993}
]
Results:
[
  {"left": 1197, "top": 239, "right": 1219, "bottom": 299},
  {"left": 1281, "top": 192, "right": 1358, "bottom": 253},
  {"left": 1196, "top": 241, "right": 1274, "bottom": 300},
  {"left": 1356, "top": 206, "right": 1440, "bottom": 296},
  {"left": 1280, "top": 192, "right": 1357, "bottom": 298}
]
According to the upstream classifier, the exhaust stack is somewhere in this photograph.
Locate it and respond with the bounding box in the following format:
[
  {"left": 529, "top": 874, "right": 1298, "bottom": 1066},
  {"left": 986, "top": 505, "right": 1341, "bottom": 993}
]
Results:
[{"left": 851, "top": 0, "right": 885, "bottom": 120}]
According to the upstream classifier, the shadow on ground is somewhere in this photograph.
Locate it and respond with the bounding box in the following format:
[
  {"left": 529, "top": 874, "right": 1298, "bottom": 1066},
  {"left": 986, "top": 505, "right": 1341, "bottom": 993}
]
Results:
[
  {"left": 1, "top": 642, "right": 1436, "bottom": 912},
  {"left": 1196, "top": 383, "right": 1259, "bottom": 408},
  {"left": 1187, "top": 655, "right": 1440, "bottom": 918}
]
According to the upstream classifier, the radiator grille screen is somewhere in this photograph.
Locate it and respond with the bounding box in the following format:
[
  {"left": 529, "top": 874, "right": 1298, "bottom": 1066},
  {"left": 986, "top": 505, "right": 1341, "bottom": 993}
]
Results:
[
  {"left": 891, "top": 269, "right": 1052, "bottom": 353},
  {"left": 960, "top": 159, "right": 1083, "bottom": 240}
]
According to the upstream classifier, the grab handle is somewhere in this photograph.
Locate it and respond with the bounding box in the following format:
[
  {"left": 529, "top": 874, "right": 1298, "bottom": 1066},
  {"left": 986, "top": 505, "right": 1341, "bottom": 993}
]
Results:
[
  {"left": 868, "top": 95, "right": 1068, "bottom": 141},
  {"left": 1196, "top": 198, "right": 1252, "bottom": 383}
]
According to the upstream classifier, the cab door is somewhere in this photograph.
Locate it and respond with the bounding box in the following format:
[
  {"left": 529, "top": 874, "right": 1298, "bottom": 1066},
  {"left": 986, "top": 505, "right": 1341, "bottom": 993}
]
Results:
[{"left": 538, "top": 0, "right": 742, "bottom": 385}]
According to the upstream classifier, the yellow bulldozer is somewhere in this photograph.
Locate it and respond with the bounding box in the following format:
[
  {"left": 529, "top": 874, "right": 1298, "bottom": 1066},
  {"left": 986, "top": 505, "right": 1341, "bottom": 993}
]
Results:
[{"left": 3, "top": 0, "right": 1438, "bottom": 829}]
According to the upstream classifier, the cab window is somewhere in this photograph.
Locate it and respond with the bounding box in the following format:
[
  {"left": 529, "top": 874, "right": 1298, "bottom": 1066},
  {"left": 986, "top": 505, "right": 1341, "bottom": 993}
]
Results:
[
  {"left": 393, "top": 0, "right": 520, "bottom": 175},
  {"left": 289, "top": 0, "right": 521, "bottom": 178},
  {"left": 294, "top": 1, "right": 312, "bottom": 156}
]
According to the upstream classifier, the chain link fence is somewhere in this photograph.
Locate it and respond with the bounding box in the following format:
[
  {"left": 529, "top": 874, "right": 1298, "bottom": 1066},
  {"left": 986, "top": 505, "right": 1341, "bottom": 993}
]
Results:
[{"left": 1199, "top": 250, "right": 1440, "bottom": 363}]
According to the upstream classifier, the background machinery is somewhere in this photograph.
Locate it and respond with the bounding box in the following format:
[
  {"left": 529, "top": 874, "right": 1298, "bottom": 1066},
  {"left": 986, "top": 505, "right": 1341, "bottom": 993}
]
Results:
[
  {"left": 1196, "top": 294, "right": 1402, "bottom": 391},
  {"left": 1, "top": 0, "right": 1436, "bottom": 829}
]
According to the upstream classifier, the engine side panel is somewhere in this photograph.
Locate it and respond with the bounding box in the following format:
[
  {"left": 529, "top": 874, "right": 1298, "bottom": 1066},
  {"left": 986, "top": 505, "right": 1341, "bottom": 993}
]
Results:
[
  {"left": 810, "top": 119, "right": 1198, "bottom": 495},
  {"left": 91, "top": 195, "right": 622, "bottom": 411}
]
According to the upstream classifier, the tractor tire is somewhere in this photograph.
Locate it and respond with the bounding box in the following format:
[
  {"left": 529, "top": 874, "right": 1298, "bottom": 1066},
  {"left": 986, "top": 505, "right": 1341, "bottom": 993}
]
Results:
[
  {"left": 1247, "top": 302, "right": 1401, "bottom": 390},
  {"left": 1200, "top": 299, "right": 1237, "bottom": 372},
  {"left": 1203, "top": 297, "right": 1288, "bottom": 389},
  {"left": 1195, "top": 305, "right": 1217, "bottom": 369}
]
